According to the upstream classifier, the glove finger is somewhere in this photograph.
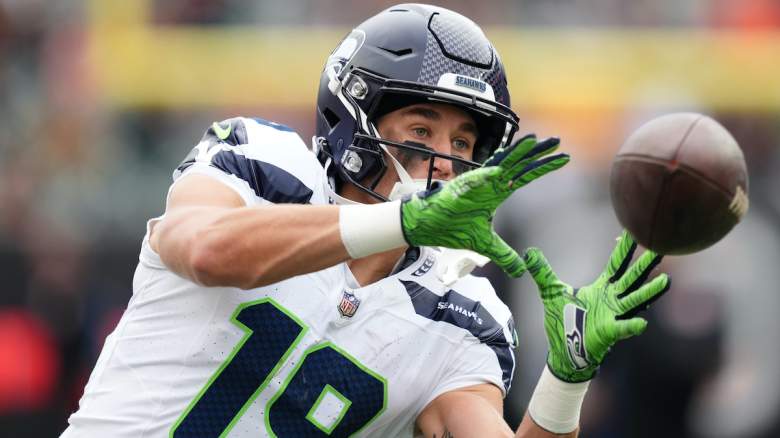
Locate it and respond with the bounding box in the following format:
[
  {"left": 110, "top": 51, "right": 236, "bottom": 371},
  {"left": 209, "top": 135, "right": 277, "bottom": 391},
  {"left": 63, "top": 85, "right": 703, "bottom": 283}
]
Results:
[
  {"left": 615, "top": 250, "right": 663, "bottom": 297},
  {"left": 483, "top": 134, "right": 536, "bottom": 168},
  {"left": 524, "top": 136, "right": 561, "bottom": 159},
  {"left": 485, "top": 233, "right": 526, "bottom": 278},
  {"left": 613, "top": 317, "right": 648, "bottom": 341},
  {"left": 617, "top": 273, "right": 671, "bottom": 319},
  {"left": 522, "top": 247, "right": 561, "bottom": 291},
  {"left": 507, "top": 137, "right": 561, "bottom": 174},
  {"left": 605, "top": 231, "right": 637, "bottom": 282},
  {"left": 500, "top": 135, "right": 540, "bottom": 170},
  {"left": 510, "top": 154, "right": 570, "bottom": 188}
]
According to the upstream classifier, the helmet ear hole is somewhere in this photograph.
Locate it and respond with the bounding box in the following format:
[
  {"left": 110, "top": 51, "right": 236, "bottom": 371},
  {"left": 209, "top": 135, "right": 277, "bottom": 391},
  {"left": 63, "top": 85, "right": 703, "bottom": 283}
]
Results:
[{"left": 323, "top": 108, "right": 341, "bottom": 131}]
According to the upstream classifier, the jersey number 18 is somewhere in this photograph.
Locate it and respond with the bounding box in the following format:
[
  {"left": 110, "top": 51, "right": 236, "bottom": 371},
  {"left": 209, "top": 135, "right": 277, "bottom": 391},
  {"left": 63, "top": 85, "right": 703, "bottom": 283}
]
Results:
[{"left": 171, "top": 299, "right": 387, "bottom": 437}]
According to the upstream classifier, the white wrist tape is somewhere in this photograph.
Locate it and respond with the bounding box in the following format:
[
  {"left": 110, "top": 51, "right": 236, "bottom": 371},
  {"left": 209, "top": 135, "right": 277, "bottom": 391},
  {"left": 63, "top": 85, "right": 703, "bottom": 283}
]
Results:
[
  {"left": 339, "top": 200, "right": 407, "bottom": 259},
  {"left": 527, "top": 366, "right": 590, "bottom": 434}
]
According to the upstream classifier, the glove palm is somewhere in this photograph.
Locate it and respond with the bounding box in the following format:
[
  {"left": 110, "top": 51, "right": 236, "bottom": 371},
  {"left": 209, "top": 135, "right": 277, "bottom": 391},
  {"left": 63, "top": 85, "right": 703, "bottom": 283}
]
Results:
[{"left": 524, "top": 232, "right": 670, "bottom": 382}]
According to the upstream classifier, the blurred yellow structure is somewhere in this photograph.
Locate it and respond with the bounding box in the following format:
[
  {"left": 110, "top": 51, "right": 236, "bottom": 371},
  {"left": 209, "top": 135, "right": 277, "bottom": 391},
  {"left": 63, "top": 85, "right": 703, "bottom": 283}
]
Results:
[{"left": 87, "top": 0, "right": 780, "bottom": 110}]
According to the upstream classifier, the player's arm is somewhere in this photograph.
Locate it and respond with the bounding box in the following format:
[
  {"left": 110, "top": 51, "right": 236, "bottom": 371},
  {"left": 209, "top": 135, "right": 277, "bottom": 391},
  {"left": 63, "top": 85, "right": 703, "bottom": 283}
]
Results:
[
  {"left": 150, "top": 173, "right": 354, "bottom": 288},
  {"left": 152, "top": 132, "right": 567, "bottom": 288},
  {"left": 416, "top": 384, "right": 577, "bottom": 438}
]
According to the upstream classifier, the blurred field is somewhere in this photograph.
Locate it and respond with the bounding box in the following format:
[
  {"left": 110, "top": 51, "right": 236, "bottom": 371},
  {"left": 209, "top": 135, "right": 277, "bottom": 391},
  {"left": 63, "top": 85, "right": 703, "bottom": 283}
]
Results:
[{"left": 1, "top": 1, "right": 779, "bottom": 437}]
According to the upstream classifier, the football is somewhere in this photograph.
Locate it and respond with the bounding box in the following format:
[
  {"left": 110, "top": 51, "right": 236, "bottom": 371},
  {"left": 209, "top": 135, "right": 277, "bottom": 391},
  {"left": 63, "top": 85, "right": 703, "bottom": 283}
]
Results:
[{"left": 609, "top": 113, "right": 749, "bottom": 255}]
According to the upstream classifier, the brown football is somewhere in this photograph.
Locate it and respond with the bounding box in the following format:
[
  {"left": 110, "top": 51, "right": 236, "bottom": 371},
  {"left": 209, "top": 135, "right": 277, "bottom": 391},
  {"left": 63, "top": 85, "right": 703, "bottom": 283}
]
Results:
[{"left": 609, "top": 113, "right": 749, "bottom": 255}]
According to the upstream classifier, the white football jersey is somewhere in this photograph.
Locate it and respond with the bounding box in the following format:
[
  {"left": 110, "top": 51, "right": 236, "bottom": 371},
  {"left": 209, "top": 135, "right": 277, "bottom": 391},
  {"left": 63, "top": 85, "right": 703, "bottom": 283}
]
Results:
[{"left": 62, "top": 117, "right": 517, "bottom": 437}]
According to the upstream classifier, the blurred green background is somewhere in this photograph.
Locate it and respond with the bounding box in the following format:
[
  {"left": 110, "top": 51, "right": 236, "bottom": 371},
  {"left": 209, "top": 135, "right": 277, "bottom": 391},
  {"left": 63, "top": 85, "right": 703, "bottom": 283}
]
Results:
[{"left": 1, "top": 1, "right": 779, "bottom": 436}]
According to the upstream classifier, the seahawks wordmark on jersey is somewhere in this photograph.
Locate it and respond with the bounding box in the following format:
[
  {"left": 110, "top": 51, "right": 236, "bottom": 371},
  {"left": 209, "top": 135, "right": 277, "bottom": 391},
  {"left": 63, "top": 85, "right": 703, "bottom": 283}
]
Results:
[{"left": 62, "top": 117, "right": 516, "bottom": 437}]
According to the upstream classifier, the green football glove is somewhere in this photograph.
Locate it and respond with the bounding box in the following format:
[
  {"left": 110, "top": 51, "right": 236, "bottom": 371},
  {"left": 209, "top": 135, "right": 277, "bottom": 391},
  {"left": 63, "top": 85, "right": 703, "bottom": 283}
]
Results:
[
  {"left": 524, "top": 231, "right": 670, "bottom": 382},
  {"left": 400, "top": 135, "right": 570, "bottom": 277}
]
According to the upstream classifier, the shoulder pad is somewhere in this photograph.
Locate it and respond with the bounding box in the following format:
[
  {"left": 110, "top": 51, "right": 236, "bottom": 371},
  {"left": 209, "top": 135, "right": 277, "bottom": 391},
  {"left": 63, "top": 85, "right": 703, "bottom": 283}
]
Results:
[{"left": 173, "top": 116, "right": 327, "bottom": 206}]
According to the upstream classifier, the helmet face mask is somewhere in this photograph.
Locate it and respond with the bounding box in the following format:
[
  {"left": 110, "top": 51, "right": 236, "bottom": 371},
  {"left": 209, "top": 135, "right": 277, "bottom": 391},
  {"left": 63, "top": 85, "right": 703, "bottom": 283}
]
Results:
[
  {"left": 352, "top": 133, "right": 482, "bottom": 194},
  {"left": 315, "top": 4, "right": 519, "bottom": 203},
  {"left": 375, "top": 137, "right": 480, "bottom": 178}
]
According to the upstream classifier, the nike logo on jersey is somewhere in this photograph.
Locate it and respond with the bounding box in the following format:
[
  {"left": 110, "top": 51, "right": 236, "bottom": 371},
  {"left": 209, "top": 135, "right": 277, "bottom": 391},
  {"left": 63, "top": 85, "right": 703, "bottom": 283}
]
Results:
[{"left": 212, "top": 121, "right": 232, "bottom": 140}]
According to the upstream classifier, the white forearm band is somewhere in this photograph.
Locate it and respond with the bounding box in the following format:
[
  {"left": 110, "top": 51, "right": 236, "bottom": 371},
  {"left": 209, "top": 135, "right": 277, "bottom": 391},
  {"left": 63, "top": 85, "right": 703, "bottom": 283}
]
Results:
[
  {"left": 339, "top": 200, "right": 407, "bottom": 259},
  {"left": 527, "top": 366, "right": 590, "bottom": 434}
]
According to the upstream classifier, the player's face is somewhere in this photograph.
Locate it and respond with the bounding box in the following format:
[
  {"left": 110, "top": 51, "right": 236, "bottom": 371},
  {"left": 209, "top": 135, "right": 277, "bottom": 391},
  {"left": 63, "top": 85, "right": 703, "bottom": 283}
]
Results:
[{"left": 375, "top": 102, "right": 478, "bottom": 182}]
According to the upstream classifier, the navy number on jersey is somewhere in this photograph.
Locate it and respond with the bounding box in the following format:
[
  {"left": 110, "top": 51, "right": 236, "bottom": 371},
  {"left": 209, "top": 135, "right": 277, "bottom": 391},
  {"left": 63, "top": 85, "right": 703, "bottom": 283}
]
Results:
[
  {"left": 171, "top": 299, "right": 387, "bottom": 437},
  {"left": 266, "top": 343, "right": 387, "bottom": 436}
]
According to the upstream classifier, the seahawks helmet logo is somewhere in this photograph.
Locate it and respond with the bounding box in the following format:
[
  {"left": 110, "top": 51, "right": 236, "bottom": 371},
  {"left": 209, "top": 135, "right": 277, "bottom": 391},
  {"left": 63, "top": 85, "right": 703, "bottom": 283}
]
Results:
[
  {"left": 455, "top": 75, "right": 487, "bottom": 93},
  {"left": 563, "top": 303, "right": 590, "bottom": 370}
]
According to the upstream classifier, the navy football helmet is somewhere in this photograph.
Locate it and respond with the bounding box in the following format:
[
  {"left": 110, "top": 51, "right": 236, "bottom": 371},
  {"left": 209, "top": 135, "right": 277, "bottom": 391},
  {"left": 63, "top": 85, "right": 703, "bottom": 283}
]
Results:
[{"left": 314, "top": 3, "right": 519, "bottom": 202}]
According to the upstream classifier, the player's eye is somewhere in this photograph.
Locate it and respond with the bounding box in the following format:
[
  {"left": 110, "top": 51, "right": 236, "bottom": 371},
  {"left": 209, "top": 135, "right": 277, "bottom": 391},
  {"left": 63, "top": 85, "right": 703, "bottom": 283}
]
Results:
[
  {"left": 453, "top": 138, "right": 471, "bottom": 151},
  {"left": 411, "top": 127, "right": 429, "bottom": 138}
]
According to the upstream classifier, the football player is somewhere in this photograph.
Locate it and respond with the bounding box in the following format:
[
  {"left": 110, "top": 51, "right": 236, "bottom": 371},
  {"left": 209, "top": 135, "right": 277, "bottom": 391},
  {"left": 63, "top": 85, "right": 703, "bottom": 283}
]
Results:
[{"left": 62, "top": 4, "right": 669, "bottom": 437}]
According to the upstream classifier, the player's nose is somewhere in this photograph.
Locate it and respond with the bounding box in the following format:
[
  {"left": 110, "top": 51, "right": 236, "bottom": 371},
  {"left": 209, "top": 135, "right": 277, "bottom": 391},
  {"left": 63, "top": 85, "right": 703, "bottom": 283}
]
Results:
[{"left": 432, "top": 149, "right": 454, "bottom": 180}]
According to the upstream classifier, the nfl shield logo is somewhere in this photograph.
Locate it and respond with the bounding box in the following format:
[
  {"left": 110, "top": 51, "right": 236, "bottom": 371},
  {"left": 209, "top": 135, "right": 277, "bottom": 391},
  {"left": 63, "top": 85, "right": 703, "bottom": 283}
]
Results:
[{"left": 338, "top": 290, "right": 360, "bottom": 318}]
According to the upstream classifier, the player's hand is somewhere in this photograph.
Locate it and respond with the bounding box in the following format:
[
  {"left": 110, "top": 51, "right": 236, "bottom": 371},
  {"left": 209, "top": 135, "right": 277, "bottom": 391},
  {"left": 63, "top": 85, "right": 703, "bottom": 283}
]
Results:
[
  {"left": 400, "top": 135, "right": 570, "bottom": 277},
  {"left": 524, "top": 231, "right": 670, "bottom": 382}
]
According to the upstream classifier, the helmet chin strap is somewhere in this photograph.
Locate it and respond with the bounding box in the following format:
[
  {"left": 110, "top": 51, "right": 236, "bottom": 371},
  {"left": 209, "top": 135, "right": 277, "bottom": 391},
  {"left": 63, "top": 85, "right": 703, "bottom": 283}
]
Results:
[
  {"left": 378, "top": 140, "right": 438, "bottom": 201},
  {"left": 313, "top": 135, "right": 432, "bottom": 205}
]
